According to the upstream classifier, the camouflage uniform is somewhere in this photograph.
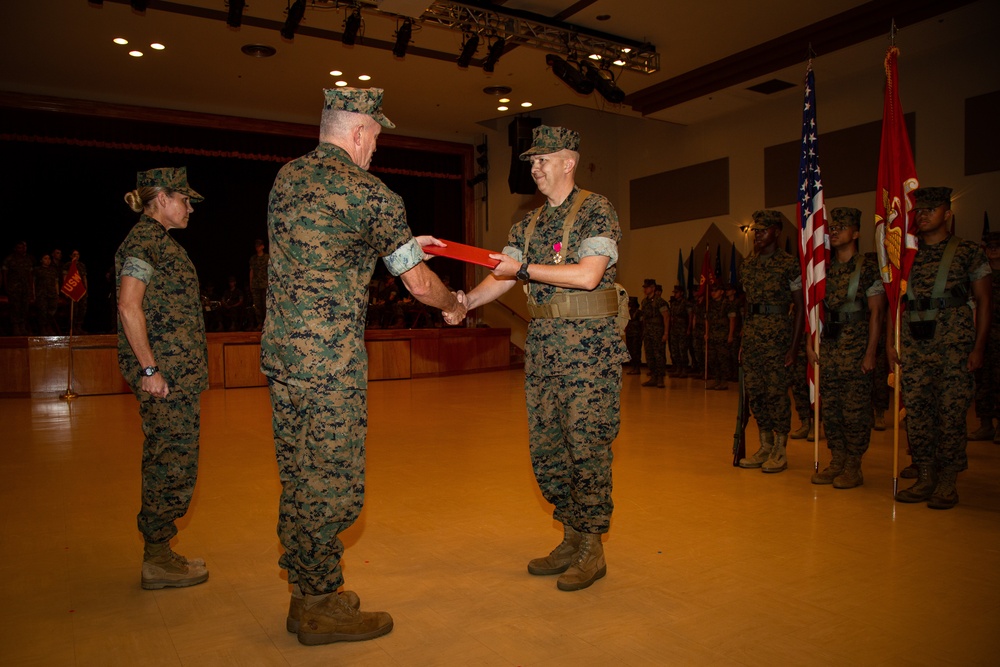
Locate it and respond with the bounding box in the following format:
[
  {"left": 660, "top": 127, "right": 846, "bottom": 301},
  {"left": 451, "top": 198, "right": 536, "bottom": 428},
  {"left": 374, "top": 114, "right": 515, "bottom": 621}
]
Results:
[
  {"left": 707, "top": 294, "right": 736, "bottom": 385},
  {"left": 625, "top": 299, "right": 643, "bottom": 373},
  {"left": 640, "top": 290, "right": 668, "bottom": 380},
  {"left": 3, "top": 249, "right": 34, "bottom": 335},
  {"left": 261, "top": 138, "right": 423, "bottom": 594},
  {"left": 900, "top": 237, "right": 990, "bottom": 473},
  {"left": 667, "top": 293, "right": 691, "bottom": 373},
  {"left": 34, "top": 261, "right": 60, "bottom": 335},
  {"left": 972, "top": 271, "right": 1000, "bottom": 427},
  {"left": 248, "top": 251, "right": 269, "bottom": 327},
  {"left": 503, "top": 185, "right": 627, "bottom": 535},
  {"left": 740, "top": 248, "right": 801, "bottom": 433},
  {"left": 820, "top": 252, "right": 884, "bottom": 456},
  {"left": 116, "top": 214, "right": 208, "bottom": 544},
  {"left": 789, "top": 347, "right": 811, "bottom": 425},
  {"left": 691, "top": 297, "right": 707, "bottom": 377}
]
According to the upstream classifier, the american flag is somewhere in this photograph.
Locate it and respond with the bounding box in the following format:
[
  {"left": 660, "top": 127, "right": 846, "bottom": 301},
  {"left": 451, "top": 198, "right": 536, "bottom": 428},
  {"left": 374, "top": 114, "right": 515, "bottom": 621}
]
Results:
[
  {"left": 874, "top": 46, "right": 919, "bottom": 325},
  {"left": 797, "top": 62, "right": 827, "bottom": 406}
]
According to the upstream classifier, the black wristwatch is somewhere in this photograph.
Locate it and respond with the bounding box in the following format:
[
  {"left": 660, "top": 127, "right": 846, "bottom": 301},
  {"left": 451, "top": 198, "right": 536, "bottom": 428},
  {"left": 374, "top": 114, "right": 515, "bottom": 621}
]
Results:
[
  {"left": 516, "top": 262, "right": 531, "bottom": 282},
  {"left": 141, "top": 365, "right": 160, "bottom": 377}
]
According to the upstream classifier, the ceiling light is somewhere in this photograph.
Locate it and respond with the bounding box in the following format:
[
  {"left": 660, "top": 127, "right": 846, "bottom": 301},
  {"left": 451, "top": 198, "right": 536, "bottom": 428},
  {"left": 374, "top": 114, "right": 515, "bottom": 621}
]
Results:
[
  {"left": 521, "top": 102, "right": 532, "bottom": 107},
  {"left": 113, "top": 38, "right": 128, "bottom": 45},
  {"left": 129, "top": 50, "right": 143, "bottom": 57},
  {"left": 150, "top": 43, "right": 165, "bottom": 50},
  {"left": 498, "top": 105, "right": 508, "bottom": 111},
  {"left": 358, "top": 74, "right": 371, "bottom": 81},
  {"left": 612, "top": 58, "right": 626, "bottom": 66},
  {"left": 581, "top": 61, "right": 625, "bottom": 104},
  {"left": 588, "top": 54, "right": 601, "bottom": 61},
  {"left": 281, "top": 0, "right": 306, "bottom": 40},
  {"left": 130, "top": 0, "right": 147, "bottom": 12},
  {"left": 342, "top": 9, "right": 362, "bottom": 46},
  {"left": 482, "top": 37, "right": 505, "bottom": 73},
  {"left": 457, "top": 33, "right": 479, "bottom": 69},
  {"left": 330, "top": 70, "right": 343, "bottom": 76},
  {"left": 546, "top": 54, "right": 594, "bottom": 96},
  {"left": 335, "top": 80, "right": 348, "bottom": 87},
  {"left": 392, "top": 19, "right": 412, "bottom": 58},
  {"left": 498, "top": 97, "right": 510, "bottom": 103},
  {"left": 227, "top": 0, "right": 246, "bottom": 28},
  {"left": 241, "top": 43, "right": 277, "bottom": 58}
]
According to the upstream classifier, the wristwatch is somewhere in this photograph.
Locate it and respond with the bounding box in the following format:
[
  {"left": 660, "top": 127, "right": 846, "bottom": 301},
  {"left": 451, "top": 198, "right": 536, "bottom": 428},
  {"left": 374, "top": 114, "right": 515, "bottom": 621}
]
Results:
[
  {"left": 141, "top": 365, "right": 160, "bottom": 377},
  {"left": 516, "top": 262, "right": 531, "bottom": 282}
]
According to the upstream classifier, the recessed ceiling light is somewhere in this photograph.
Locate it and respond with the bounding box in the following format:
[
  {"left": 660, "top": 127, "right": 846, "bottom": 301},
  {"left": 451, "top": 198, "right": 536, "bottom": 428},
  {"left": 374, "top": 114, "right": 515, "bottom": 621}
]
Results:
[
  {"left": 613, "top": 59, "right": 626, "bottom": 66},
  {"left": 358, "top": 74, "right": 371, "bottom": 81},
  {"left": 150, "top": 43, "right": 165, "bottom": 50},
  {"left": 129, "top": 50, "right": 143, "bottom": 57},
  {"left": 497, "top": 105, "right": 508, "bottom": 111},
  {"left": 241, "top": 44, "right": 277, "bottom": 58},
  {"left": 589, "top": 54, "right": 601, "bottom": 60},
  {"left": 498, "top": 97, "right": 510, "bottom": 103},
  {"left": 521, "top": 102, "right": 532, "bottom": 107},
  {"left": 113, "top": 38, "right": 128, "bottom": 45},
  {"left": 483, "top": 85, "right": 512, "bottom": 96},
  {"left": 596, "top": 14, "right": 611, "bottom": 21},
  {"left": 330, "top": 70, "right": 342, "bottom": 76},
  {"left": 335, "top": 80, "right": 348, "bottom": 87},
  {"left": 621, "top": 47, "right": 632, "bottom": 54}
]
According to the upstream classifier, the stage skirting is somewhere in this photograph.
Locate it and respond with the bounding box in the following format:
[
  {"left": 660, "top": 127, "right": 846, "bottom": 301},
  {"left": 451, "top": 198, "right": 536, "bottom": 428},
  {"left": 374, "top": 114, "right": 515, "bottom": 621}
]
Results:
[{"left": 0, "top": 328, "right": 512, "bottom": 398}]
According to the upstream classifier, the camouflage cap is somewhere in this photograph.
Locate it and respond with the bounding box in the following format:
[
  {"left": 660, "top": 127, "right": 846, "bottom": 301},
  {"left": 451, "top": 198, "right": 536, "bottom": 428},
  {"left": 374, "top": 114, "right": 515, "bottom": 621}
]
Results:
[
  {"left": 750, "top": 210, "right": 783, "bottom": 230},
  {"left": 137, "top": 166, "right": 203, "bottom": 202},
  {"left": 519, "top": 125, "right": 580, "bottom": 160},
  {"left": 984, "top": 232, "right": 1000, "bottom": 246},
  {"left": 831, "top": 207, "right": 862, "bottom": 228},
  {"left": 323, "top": 87, "right": 395, "bottom": 129},
  {"left": 912, "top": 186, "right": 952, "bottom": 210},
  {"left": 643, "top": 278, "right": 656, "bottom": 287}
]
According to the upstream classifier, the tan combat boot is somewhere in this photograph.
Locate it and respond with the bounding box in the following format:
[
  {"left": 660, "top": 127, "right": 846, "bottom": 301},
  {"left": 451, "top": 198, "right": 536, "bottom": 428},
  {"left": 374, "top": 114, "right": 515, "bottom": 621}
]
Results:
[
  {"left": 556, "top": 533, "right": 606, "bottom": 591},
  {"left": 894, "top": 464, "right": 936, "bottom": 503},
  {"left": 297, "top": 593, "right": 393, "bottom": 645},
  {"left": 762, "top": 433, "right": 788, "bottom": 473},
  {"left": 789, "top": 420, "right": 810, "bottom": 439},
  {"left": 927, "top": 469, "right": 959, "bottom": 509},
  {"left": 287, "top": 584, "right": 361, "bottom": 633},
  {"left": 811, "top": 449, "right": 847, "bottom": 484},
  {"left": 141, "top": 541, "right": 209, "bottom": 590},
  {"left": 833, "top": 454, "right": 864, "bottom": 489},
  {"left": 739, "top": 431, "right": 775, "bottom": 469},
  {"left": 967, "top": 419, "right": 995, "bottom": 441},
  {"left": 528, "top": 524, "right": 582, "bottom": 575}
]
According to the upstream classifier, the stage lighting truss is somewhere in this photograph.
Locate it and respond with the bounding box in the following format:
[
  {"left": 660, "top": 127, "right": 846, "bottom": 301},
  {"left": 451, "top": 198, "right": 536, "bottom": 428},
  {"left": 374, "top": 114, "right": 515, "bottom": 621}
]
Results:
[{"left": 308, "top": 0, "right": 658, "bottom": 75}]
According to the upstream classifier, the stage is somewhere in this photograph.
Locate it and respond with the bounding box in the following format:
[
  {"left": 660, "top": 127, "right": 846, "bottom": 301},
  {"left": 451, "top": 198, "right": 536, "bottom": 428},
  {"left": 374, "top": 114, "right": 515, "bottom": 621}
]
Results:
[{"left": 0, "top": 327, "right": 513, "bottom": 398}]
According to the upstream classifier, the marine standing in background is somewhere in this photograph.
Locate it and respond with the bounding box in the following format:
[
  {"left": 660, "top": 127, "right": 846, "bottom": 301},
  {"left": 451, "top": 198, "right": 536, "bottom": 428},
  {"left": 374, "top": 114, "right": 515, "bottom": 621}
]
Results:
[
  {"left": 738, "top": 210, "right": 804, "bottom": 473},
  {"left": 968, "top": 228, "right": 1000, "bottom": 442},
  {"left": 262, "top": 88, "right": 464, "bottom": 645},
  {"left": 461, "top": 125, "right": 627, "bottom": 592},
  {"left": 807, "top": 207, "right": 885, "bottom": 488},
  {"left": 625, "top": 295, "right": 643, "bottom": 374},
  {"left": 706, "top": 283, "right": 736, "bottom": 390},
  {"left": 34, "top": 254, "right": 60, "bottom": 335},
  {"left": 640, "top": 278, "right": 668, "bottom": 387},
  {"left": 248, "top": 238, "right": 269, "bottom": 330},
  {"left": 667, "top": 284, "right": 691, "bottom": 377},
  {"left": 116, "top": 167, "right": 209, "bottom": 590},
  {"left": 890, "top": 187, "right": 991, "bottom": 509},
  {"left": 2, "top": 240, "right": 34, "bottom": 336}
]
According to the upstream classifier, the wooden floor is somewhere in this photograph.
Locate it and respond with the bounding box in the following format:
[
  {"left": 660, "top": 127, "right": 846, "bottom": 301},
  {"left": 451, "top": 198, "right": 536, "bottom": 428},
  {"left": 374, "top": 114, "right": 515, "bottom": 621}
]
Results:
[{"left": 2, "top": 369, "right": 999, "bottom": 666}]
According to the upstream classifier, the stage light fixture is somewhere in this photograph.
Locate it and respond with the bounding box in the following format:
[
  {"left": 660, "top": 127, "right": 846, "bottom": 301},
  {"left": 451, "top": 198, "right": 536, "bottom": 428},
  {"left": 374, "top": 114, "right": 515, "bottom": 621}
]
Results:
[
  {"left": 482, "top": 37, "right": 505, "bottom": 73},
  {"left": 392, "top": 19, "right": 412, "bottom": 58},
  {"left": 467, "top": 172, "right": 487, "bottom": 187},
  {"left": 342, "top": 9, "right": 362, "bottom": 45},
  {"left": 545, "top": 54, "right": 594, "bottom": 96},
  {"left": 281, "top": 0, "right": 306, "bottom": 40},
  {"left": 581, "top": 61, "right": 625, "bottom": 104},
  {"left": 457, "top": 33, "right": 479, "bottom": 69},
  {"left": 227, "top": 0, "right": 246, "bottom": 28}
]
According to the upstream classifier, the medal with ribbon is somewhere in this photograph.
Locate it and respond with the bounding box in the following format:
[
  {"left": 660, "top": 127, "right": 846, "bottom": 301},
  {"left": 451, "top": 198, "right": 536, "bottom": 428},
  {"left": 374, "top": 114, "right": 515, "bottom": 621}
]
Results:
[{"left": 552, "top": 242, "right": 563, "bottom": 264}]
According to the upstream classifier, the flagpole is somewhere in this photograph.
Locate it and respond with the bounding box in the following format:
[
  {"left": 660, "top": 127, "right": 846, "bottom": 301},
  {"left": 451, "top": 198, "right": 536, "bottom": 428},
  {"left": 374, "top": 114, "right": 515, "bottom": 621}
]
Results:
[
  {"left": 812, "top": 330, "right": 820, "bottom": 472},
  {"left": 60, "top": 300, "right": 78, "bottom": 401},
  {"left": 892, "top": 300, "right": 902, "bottom": 495}
]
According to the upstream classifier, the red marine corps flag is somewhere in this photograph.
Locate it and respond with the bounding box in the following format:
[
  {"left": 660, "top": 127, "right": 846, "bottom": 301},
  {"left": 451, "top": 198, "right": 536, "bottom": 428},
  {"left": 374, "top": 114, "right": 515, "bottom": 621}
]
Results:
[
  {"left": 874, "top": 45, "right": 919, "bottom": 325},
  {"left": 797, "top": 60, "right": 827, "bottom": 407},
  {"left": 61, "top": 261, "right": 87, "bottom": 302}
]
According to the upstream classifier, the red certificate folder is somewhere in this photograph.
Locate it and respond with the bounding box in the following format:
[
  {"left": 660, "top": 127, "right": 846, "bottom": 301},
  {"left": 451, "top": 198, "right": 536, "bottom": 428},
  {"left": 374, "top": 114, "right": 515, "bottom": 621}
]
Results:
[{"left": 423, "top": 240, "right": 500, "bottom": 269}]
